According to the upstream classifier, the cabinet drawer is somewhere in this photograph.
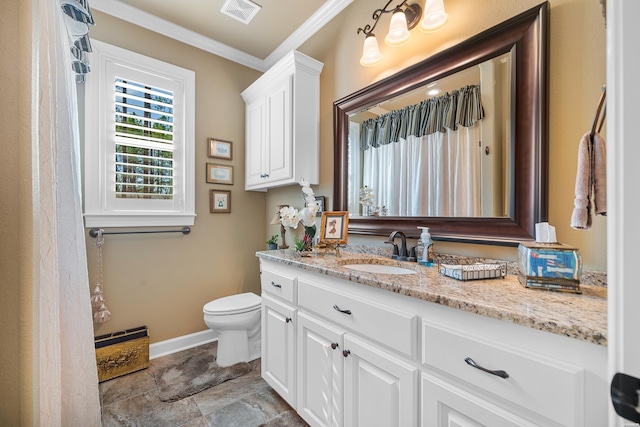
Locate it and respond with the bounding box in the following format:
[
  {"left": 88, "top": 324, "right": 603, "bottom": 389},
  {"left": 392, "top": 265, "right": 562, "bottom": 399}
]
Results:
[
  {"left": 261, "top": 267, "right": 297, "bottom": 304},
  {"left": 422, "top": 319, "right": 584, "bottom": 427},
  {"left": 299, "top": 279, "right": 417, "bottom": 358}
]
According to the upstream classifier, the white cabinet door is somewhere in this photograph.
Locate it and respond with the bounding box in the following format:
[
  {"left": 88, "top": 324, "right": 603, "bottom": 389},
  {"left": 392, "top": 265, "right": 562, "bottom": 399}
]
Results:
[
  {"left": 264, "top": 75, "right": 292, "bottom": 184},
  {"left": 242, "top": 51, "right": 322, "bottom": 191},
  {"left": 421, "top": 372, "right": 538, "bottom": 427},
  {"left": 262, "top": 294, "right": 296, "bottom": 408},
  {"left": 297, "top": 312, "right": 344, "bottom": 427},
  {"left": 343, "top": 334, "right": 418, "bottom": 427},
  {"left": 245, "top": 96, "right": 266, "bottom": 188}
]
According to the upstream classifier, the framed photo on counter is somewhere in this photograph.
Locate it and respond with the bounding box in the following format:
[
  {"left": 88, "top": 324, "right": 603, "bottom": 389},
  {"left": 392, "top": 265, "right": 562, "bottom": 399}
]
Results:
[{"left": 319, "top": 211, "right": 349, "bottom": 245}]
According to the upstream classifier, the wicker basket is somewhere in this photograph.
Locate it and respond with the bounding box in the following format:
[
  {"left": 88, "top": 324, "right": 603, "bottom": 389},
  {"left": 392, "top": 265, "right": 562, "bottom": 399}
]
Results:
[{"left": 95, "top": 326, "right": 149, "bottom": 382}]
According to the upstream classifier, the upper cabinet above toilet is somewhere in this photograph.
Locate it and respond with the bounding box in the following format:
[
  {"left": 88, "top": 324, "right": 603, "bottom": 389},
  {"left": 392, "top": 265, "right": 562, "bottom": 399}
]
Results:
[{"left": 241, "top": 51, "right": 324, "bottom": 191}]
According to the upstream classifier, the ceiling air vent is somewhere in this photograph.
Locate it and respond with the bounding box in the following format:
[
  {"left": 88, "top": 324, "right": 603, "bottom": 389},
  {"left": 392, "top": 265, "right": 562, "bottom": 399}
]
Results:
[{"left": 221, "top": 0, "right": 262, "bottom": 25}]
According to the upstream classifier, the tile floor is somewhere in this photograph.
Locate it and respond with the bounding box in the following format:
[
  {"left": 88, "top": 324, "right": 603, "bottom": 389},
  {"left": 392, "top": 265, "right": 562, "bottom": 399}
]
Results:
[{"left": 99, "top": 342, "right": 308, "bottom": 427}]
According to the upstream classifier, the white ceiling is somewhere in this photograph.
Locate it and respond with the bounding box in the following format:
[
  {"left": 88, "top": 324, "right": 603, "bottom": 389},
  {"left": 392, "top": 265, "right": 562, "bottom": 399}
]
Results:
[{"left": 90, "top": 0, "right": 353, "bottom": 71}]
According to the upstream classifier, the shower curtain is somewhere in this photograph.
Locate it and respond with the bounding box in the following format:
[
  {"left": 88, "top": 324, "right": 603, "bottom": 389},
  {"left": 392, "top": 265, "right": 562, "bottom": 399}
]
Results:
[
  {"left": 362, "top": 124, "right": 482, "bottom": 217},
  {"left": 360, "top": 85, "right": 484, "bottom": 217},
  {"left": 34, "top": 0, "right": 100, "bottom": 424}
]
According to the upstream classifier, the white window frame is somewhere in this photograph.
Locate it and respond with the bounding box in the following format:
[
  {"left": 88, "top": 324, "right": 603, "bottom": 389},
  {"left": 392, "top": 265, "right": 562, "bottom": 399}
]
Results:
[{"left": 84, "top": 40, "right": 195, "bottom": 227}]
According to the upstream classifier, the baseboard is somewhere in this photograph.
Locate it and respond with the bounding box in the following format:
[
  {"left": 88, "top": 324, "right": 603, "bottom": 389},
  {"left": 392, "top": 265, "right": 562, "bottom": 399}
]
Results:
[{"left": 149, "top": 329, "right": 217, "bottom": 360}]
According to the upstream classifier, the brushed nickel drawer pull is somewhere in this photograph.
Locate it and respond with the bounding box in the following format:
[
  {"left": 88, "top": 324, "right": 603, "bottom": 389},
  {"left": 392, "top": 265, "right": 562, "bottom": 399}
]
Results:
[
  {"left": 271, "top": 281, "right": 282, "bottom": 288},
  {"left": 465, "top": 357, "right": 509, "bottom": 379},
  {"left": 333, "top": 304, "right": 352, "bottom": 315}
]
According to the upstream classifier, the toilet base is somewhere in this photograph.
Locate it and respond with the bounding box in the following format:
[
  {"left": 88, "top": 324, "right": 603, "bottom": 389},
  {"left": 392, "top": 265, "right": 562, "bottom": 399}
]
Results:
[{"left": 216, "top": 330, "right": 261, "bottom": 367}]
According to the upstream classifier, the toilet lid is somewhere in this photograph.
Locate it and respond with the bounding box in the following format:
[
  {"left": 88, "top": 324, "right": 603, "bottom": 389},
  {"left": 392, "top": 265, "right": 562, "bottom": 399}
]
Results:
[{"left": 203, "top": 292, "right": 261, "bottom": 315}]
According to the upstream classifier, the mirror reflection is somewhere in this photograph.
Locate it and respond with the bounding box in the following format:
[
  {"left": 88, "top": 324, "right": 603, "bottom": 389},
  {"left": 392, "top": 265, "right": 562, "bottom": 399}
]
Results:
[{"left": 347, "top": 52, "right": 512, "bottom": 218}]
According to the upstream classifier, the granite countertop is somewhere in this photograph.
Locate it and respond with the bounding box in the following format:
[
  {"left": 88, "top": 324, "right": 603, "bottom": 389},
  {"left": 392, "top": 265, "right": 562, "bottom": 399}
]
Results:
[{"left": 256, "top": 248, "right": 607, "bottom": 346}]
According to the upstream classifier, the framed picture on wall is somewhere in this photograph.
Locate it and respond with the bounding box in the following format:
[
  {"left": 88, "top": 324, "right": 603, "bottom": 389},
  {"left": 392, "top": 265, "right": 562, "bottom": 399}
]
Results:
[
  {"left": 208, "top": 138, "right": 233, "bottom": 160},
  {"left": 210, "top": 190, "right": 231, "bottom": 213},
  {"left": 311, "top": 196, "right": 325, "bottom": 217},
  {"left": 319, "top": 211, "right": 349, "bottom": 245},
  {"left": 206, "top": 163, "right": 233, "bottom": 185}
]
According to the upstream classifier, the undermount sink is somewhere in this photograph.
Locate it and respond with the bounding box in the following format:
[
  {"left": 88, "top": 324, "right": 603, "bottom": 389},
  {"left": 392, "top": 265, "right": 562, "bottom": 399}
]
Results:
[{"left": 342, "top": 263, "right": 416, "bottom": 275}]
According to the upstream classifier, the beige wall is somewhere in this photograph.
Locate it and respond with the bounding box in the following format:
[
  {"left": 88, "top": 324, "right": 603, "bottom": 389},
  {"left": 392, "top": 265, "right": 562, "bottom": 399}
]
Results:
[
  {"left": 1, "top": 0, "right": 35, "bottom": 424},
  {"left": 87, "top": 12, "right": 265, "bottom": 342},
  {"left": 0, "top": 0, "right": 608, "bottom": 423},
  {"left": 267, "top": 0, "right": 608, "bottom": 272}
]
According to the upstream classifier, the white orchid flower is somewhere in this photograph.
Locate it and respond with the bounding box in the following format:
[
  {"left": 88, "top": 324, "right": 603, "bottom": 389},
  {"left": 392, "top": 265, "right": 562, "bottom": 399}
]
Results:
[
  {"left": 300, "top": 208, "right": 316, "bottom": 227},
  {"left": 279, "top": 206, "right": 300, "bottom": 228}
]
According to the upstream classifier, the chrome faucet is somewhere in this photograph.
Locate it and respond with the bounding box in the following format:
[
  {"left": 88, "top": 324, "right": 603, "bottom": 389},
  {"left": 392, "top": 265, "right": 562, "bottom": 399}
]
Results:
[{"left": 384, "top": 231, "right": 416, "bottom": 262}]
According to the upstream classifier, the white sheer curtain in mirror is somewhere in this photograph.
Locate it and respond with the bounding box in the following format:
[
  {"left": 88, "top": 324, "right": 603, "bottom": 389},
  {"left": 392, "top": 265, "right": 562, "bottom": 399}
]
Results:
[
  {"left": 362, "top": 124, "right": 482, "bottom": 216},
  {"left": 357, "top": 84, "right": 485, "bottom": 217}
]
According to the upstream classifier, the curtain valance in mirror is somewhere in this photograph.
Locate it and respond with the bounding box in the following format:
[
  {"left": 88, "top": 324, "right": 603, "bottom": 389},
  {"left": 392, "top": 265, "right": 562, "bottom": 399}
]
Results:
[{"left": 360, "top": 84, "right": 484, "bottom": 150}]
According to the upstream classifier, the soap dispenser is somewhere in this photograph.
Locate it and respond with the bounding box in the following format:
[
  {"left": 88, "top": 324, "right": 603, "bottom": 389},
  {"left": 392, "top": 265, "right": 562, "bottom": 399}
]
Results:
[{"left": 417, "top": 226, "right": 434, "bottom": 267}]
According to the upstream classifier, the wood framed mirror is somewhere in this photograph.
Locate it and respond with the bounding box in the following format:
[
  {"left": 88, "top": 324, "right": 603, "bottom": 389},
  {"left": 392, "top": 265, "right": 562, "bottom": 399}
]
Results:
[{"left": 333, "top": 3, "right": 548, "bottom": 246}]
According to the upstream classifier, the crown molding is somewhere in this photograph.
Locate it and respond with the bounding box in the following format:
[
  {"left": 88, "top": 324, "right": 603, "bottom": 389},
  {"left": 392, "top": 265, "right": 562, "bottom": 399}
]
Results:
[
  {"left": 264, "top": 0, "right": 353, "bottom": 69},
  {"left": 90, "top": 0, "right": 352, "bottom": 72}
]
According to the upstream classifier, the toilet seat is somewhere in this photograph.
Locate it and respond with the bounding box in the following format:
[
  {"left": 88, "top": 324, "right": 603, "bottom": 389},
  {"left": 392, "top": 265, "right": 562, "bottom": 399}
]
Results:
[{"left": 203, "top": 292, "right": 261, "bottom": 315}]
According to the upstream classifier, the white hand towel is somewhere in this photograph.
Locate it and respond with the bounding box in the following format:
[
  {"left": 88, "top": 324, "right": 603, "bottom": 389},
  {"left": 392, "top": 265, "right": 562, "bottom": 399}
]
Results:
[
  {"left": 571, "top": 132, "right": 593, "bottom": 229},
  {"left": 592, "top": 132, "right": 607, "bottom": 215}
]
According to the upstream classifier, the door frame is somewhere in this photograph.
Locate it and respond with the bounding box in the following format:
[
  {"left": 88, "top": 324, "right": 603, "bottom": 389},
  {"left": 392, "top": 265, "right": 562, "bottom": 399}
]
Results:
[{"left": 607, "top": 1, "right": 640, "bottom": 425}]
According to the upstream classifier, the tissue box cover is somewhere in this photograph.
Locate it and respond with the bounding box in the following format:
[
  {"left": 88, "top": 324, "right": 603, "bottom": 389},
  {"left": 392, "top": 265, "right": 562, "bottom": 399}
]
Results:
[{"left": 518, "top": 242, "right": 582, "bottom": 286}]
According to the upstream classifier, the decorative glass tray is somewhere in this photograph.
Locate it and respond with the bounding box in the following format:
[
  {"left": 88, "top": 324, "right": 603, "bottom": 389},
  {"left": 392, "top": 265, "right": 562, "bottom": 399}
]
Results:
[{"left": 438, "top": 261, "right": 506, "bottom": 281}]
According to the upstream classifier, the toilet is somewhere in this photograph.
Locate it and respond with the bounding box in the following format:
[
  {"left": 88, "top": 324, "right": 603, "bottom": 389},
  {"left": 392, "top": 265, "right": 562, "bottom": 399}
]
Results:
[{"left": 203, "top": 292, "right": 262, "bottom": 367}]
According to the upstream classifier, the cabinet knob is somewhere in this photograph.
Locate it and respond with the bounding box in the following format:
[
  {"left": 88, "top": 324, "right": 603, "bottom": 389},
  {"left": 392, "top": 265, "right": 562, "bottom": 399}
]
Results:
[
  {"left": 285, "top": 317, "right": 292, "bottom": 323},
  {"left": 271, "top": 281, "right": 282, "bottom": 288},
  {"left": 331, "top": 343, "right": 338, "bottom": 350},
  {"left": 343, "top": 349, "right": 351, "bottom": 358},
  {"left": 333, "top": 304, "right": 352, "bottom": 315},
  {"left": 260, "top": 173, "right": 270, "bottom": 178},
  {"left": 464, "top": 357, "right": 509, "bottom": 379}
]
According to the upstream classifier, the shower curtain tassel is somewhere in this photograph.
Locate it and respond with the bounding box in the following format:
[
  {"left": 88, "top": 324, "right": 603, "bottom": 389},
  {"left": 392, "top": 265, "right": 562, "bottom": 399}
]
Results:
[
  {"left": 92, "top": 229, "right": 111, "bottom": 323},
  {"left": 90, "top": 284, "right": 104, "bottom": 307},
  {"left": 94, "top": 303, "right": 111, "bottom": 323}
]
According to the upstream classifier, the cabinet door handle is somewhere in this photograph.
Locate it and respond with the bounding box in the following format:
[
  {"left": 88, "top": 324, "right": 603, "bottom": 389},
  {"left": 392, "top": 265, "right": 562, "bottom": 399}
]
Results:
[
  {"left": 343, "top": 349, "right": 351, "bottom": 357},
  {"left": 333, "top": 304, "right": 352, "bottom": 315},
  {"left": 285, "top": 317, "right": 292, "bottom": 323},
  {"left": 464, "top": 357, "right": 509, "bottom": 379},
  {"left": 331, "top": 343, "right": 339, "bottom": 350},
  {"left": 271, "top": 281, "right": 282, "bottom": 288}
]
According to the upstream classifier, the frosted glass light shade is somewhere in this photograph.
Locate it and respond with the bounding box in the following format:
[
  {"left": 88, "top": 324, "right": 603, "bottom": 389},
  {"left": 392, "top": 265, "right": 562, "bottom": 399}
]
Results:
[
  {"left": 360, "top": 34, "right": 382, "bottom": 66},
  {"left": 385, "top": 10, "right": 411, "bottom": 46},
  {"left": 420, "top": 0, "right": 449, "bottom": 32}
]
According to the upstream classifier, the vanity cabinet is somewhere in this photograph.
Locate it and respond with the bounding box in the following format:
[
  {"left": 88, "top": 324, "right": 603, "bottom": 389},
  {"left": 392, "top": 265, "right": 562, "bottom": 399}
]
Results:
[
  {"left": 258, "top": 259, "right": 608, "bottom": 427},
  {"left": 260, "top": 267, "right": 298, "bottom": 408},
  {"left": 241, "top": 51, "right": 323, "bottom": 191},
  {"left": 297, "top": 312, "right": 344, "bottom": 427},
  {"left": 295, "top": 280, "right": 419, "bottom": 427},
  {"left": 421, "top": 318, "right": 586, "bottom": 427},
  {"left": 421, "top": 371, "right": 537, "bottom": 427},
  {"left": 342, "top": 334, "right": 418, "bottom": 427}
]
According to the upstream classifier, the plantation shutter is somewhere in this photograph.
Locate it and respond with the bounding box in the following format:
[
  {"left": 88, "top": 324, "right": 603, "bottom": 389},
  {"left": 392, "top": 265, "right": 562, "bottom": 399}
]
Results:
[{"left": 114, "top": 78, "right": 175, "bottom": 200}]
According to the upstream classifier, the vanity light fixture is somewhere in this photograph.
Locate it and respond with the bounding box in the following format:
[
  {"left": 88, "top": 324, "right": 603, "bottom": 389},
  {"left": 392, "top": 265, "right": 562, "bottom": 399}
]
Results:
[
  {"left": 420, "top": 0, "right": 449, "bottom": 32},
  {"left": 357, "top": 0, "right": 449, "bottom": 67}
]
